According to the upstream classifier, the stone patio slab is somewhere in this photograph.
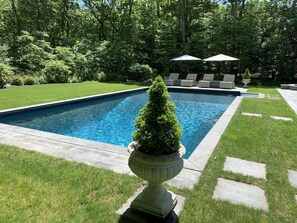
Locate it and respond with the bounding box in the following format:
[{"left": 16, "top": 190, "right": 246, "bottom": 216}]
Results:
[
  {"left": 288, "top": 169, "right": 297, "bottom": 188},
  {"left": 223, "top": 157, "right": 266, "bottom": 180},
  {"left": 242, "top": 112, "right": 262, "bottom": 117},
  {"left": 270, "top": 116, "right": 293, "bottom": 121},
  {"left": 166, "top": 168, "right": 201, "bottom": 189},
  {"left": 278, "top": 89, "right": 297, "bottom": 115},
  {"left": 265, "top": 94, "right": 281, "bottom": 100},
  {"left": 213, "top": 178, "right": 268, "bottom": 211}
]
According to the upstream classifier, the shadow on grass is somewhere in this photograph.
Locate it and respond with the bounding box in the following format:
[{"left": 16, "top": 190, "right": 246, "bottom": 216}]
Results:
[{"left": 118, "top": 208, "right": 179, "bottom": 223}]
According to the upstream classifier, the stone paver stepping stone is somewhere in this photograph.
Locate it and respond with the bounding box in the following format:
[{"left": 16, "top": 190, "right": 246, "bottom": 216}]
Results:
[
  {"left": 224, "top": 157, "right": 266, "bottom": 180},
  {"left": 288, "top": 169, "right": 297, "bottom": 188},
  {"left": 242, "top": 112, "right": 262, "bottom": 117},
  {"left": 270, "top": 116, "right": 293, "bottom": 121},
  {"left": 213, "top": 178, "right": 268, "bottom": 211},
  {"left": 266, "top": 94, "right": 281, "bottom": 100}
]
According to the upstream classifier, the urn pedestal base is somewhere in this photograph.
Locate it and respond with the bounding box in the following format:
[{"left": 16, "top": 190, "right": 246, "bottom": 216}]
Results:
[
  {"left": 119, "top": 208, "right": 179, "bottom": 223},
  {"left": 130, "top": 184, "right": 178, "bottom": 218},
  {"left": 127, "top": 142, "right": 185, "bottom": 219}
]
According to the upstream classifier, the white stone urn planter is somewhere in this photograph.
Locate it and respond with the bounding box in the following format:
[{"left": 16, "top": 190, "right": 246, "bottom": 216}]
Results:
[
  {"left": 128, "top": 141, "right": 185, "bottom": 218},
  {"left": 242, "top": 78, "right": 251, "bottom": 88}
]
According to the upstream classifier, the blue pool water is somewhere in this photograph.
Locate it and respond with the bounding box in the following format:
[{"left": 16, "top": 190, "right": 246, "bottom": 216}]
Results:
[{"left": 0, "top": 90, "right": 236, "bottom": 158}]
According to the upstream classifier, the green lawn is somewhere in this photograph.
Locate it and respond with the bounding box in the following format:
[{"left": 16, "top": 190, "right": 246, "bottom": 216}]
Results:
[
  {"left": 0, "top": 82, "right": 144, "bottom": 110},
  {"left": 179, "top": 87, "right": 297, "bottom": 222},
  {"left": 0, "top": 84, "right": 297, "bottom": 222},
  {"left": 0, "top": 144, "right": 142, "bottom": 222}
]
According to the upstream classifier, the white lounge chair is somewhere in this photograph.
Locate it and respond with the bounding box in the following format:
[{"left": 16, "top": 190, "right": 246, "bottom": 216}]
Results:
[
  {"left": 164, "top": 73, "right": 180, "bottom": 86},
  {"left": 198, "top": 74, "right": 214, "bottom": 88},
  {"left": 181, "top": 73, "right": 198, "bottom": 87},
  {"left": 220, "top": 74, "right": 235, "bottom": 89}
]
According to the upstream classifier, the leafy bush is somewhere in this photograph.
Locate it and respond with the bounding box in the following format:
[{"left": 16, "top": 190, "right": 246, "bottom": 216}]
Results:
[
  {"left": 11, "top": 75, "right": 24, "bottom": 86},
  {"left": 128, "top": 63, "right": 153, "bottom": 81},
  {"left": 132, "top": 76, "right": 182, "bottom": 155},
  {"left": 68, "top": 75, "right": 81, "bottom": 83},
  {"left": 0, "top": 44, "right": 11, "bottom": 64},
  {"left": 97, "top": 72, "right": 124, "bottom": 82},
  {"left": 24, "top": 76, "right": 38, "bottom": 85},
  {"left": 37, "top": 74, "right": 48, "bottom": 84},
  {"left": 97, "top": 71, "right": 107, "bottom": 82},
  {"left": 43, "top": 60, "right": 71, "bottom": 83},
  {"left": 77, "top": 72, "right": 98, "bottom": 81},
  {"left": 55, "top": 47, "right": 75, "bottom": 68},
  {"left": 0, "top": 63, "right": 13, "bottom": 88}
]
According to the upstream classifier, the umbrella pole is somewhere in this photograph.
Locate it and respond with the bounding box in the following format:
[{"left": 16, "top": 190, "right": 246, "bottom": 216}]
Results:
[{"left": 216, "top": 61, "right": 221, "bottom": 79}]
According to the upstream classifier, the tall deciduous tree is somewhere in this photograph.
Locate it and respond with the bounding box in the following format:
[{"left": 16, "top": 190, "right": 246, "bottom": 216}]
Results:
[{"left": 0, "top": 0, "right": 295, "bottom": 83}]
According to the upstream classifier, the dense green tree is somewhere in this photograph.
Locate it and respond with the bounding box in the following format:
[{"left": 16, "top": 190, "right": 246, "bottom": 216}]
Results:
[
  {"left": 0, "top": 0, "right": 295, "bottom": 84},
  {"left": 16, "top": 31, "right": 53, "bottom": 73},
  {"left": 0, "top": 44, "right": 11, "bottom": 64}
]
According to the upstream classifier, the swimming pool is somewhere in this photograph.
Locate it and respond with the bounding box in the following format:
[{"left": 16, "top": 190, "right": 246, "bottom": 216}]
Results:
[{"left": 0, "top": 89, "right": 237, "bottom": 158}]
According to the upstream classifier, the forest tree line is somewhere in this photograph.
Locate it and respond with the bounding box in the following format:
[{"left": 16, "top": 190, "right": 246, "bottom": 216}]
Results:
[{"left": 0, "top": 0, "right": 296, "bottom": 87}]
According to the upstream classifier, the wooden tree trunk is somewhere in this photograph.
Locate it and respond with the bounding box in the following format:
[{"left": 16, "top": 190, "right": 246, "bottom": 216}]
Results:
[
  {"left": 156, "top": 0, "right": 160, "bottom": 18},
  {"left": 9, "top": 0, "right": 21, "bottom": 36},
  {"left": 179, "top": 0, "right": 186, "bottom": 45}
]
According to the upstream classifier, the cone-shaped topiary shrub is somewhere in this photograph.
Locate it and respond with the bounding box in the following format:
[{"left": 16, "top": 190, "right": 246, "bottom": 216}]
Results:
[
  {"left": 242, "top": 68, "right": 251, "bottom": 79},
  {"left": 132, "top": 75, "right": 182, "bottom": 155}
]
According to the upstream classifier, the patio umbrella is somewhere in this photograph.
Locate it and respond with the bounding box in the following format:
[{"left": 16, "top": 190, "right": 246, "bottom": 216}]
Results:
[
  {"left": 170, "top": 55, "right": 201, "bottom": 75},
  {"left": 204, "top": 54, "right": 239, "bottom": 74},
  {"left": 171, "top": 54, "right": 202, "bottom": 61}
]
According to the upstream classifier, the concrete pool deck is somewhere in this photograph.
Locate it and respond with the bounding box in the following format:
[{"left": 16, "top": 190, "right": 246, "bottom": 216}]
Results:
[
  {"left": 278, "top": 88, "right": 297, "bottom": 115},
  {"left": 0, "top": 87, "right": 244, "bottom": 189}
]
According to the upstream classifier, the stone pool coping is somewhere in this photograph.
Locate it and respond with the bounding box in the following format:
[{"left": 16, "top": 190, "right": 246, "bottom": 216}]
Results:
[{"left": 0, "top": 87, "right": 246, "bottom": 189}]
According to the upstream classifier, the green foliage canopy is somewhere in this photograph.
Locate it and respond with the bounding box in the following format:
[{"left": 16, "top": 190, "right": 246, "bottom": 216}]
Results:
[{"left": 0, "top": 0, "right": 296, "bottom": 85}]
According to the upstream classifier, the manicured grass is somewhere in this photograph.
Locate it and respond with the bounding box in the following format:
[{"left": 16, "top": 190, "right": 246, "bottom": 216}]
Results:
[
  {"left": 0, "top": 85, "right": 296, "bottom": 222},
  {"left": 0, "top": 82, "right": 144, "bottom": 110},
  {"left": 0, "top": 144, "right": 142, "bottom": 222},
  {"left": 179, "top": 87, "right": 297, "bottom": 222}
]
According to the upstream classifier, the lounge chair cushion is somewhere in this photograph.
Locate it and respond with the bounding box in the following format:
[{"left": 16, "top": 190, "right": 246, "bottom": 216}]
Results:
[
  {"left": 181, "top": 73, "right": 197, "bottom": 87},
  {"left": 198, "top": 74, "right": 214, "bottom": 88},
  {"left": 219, "top": 74, "right": 235, "bottom": 89},
  {"left": 199, "top": 81, "right": 211, "bottom": 88},
  {"left": 164, "top": 73, "right": 180, "bottom": 86}
]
